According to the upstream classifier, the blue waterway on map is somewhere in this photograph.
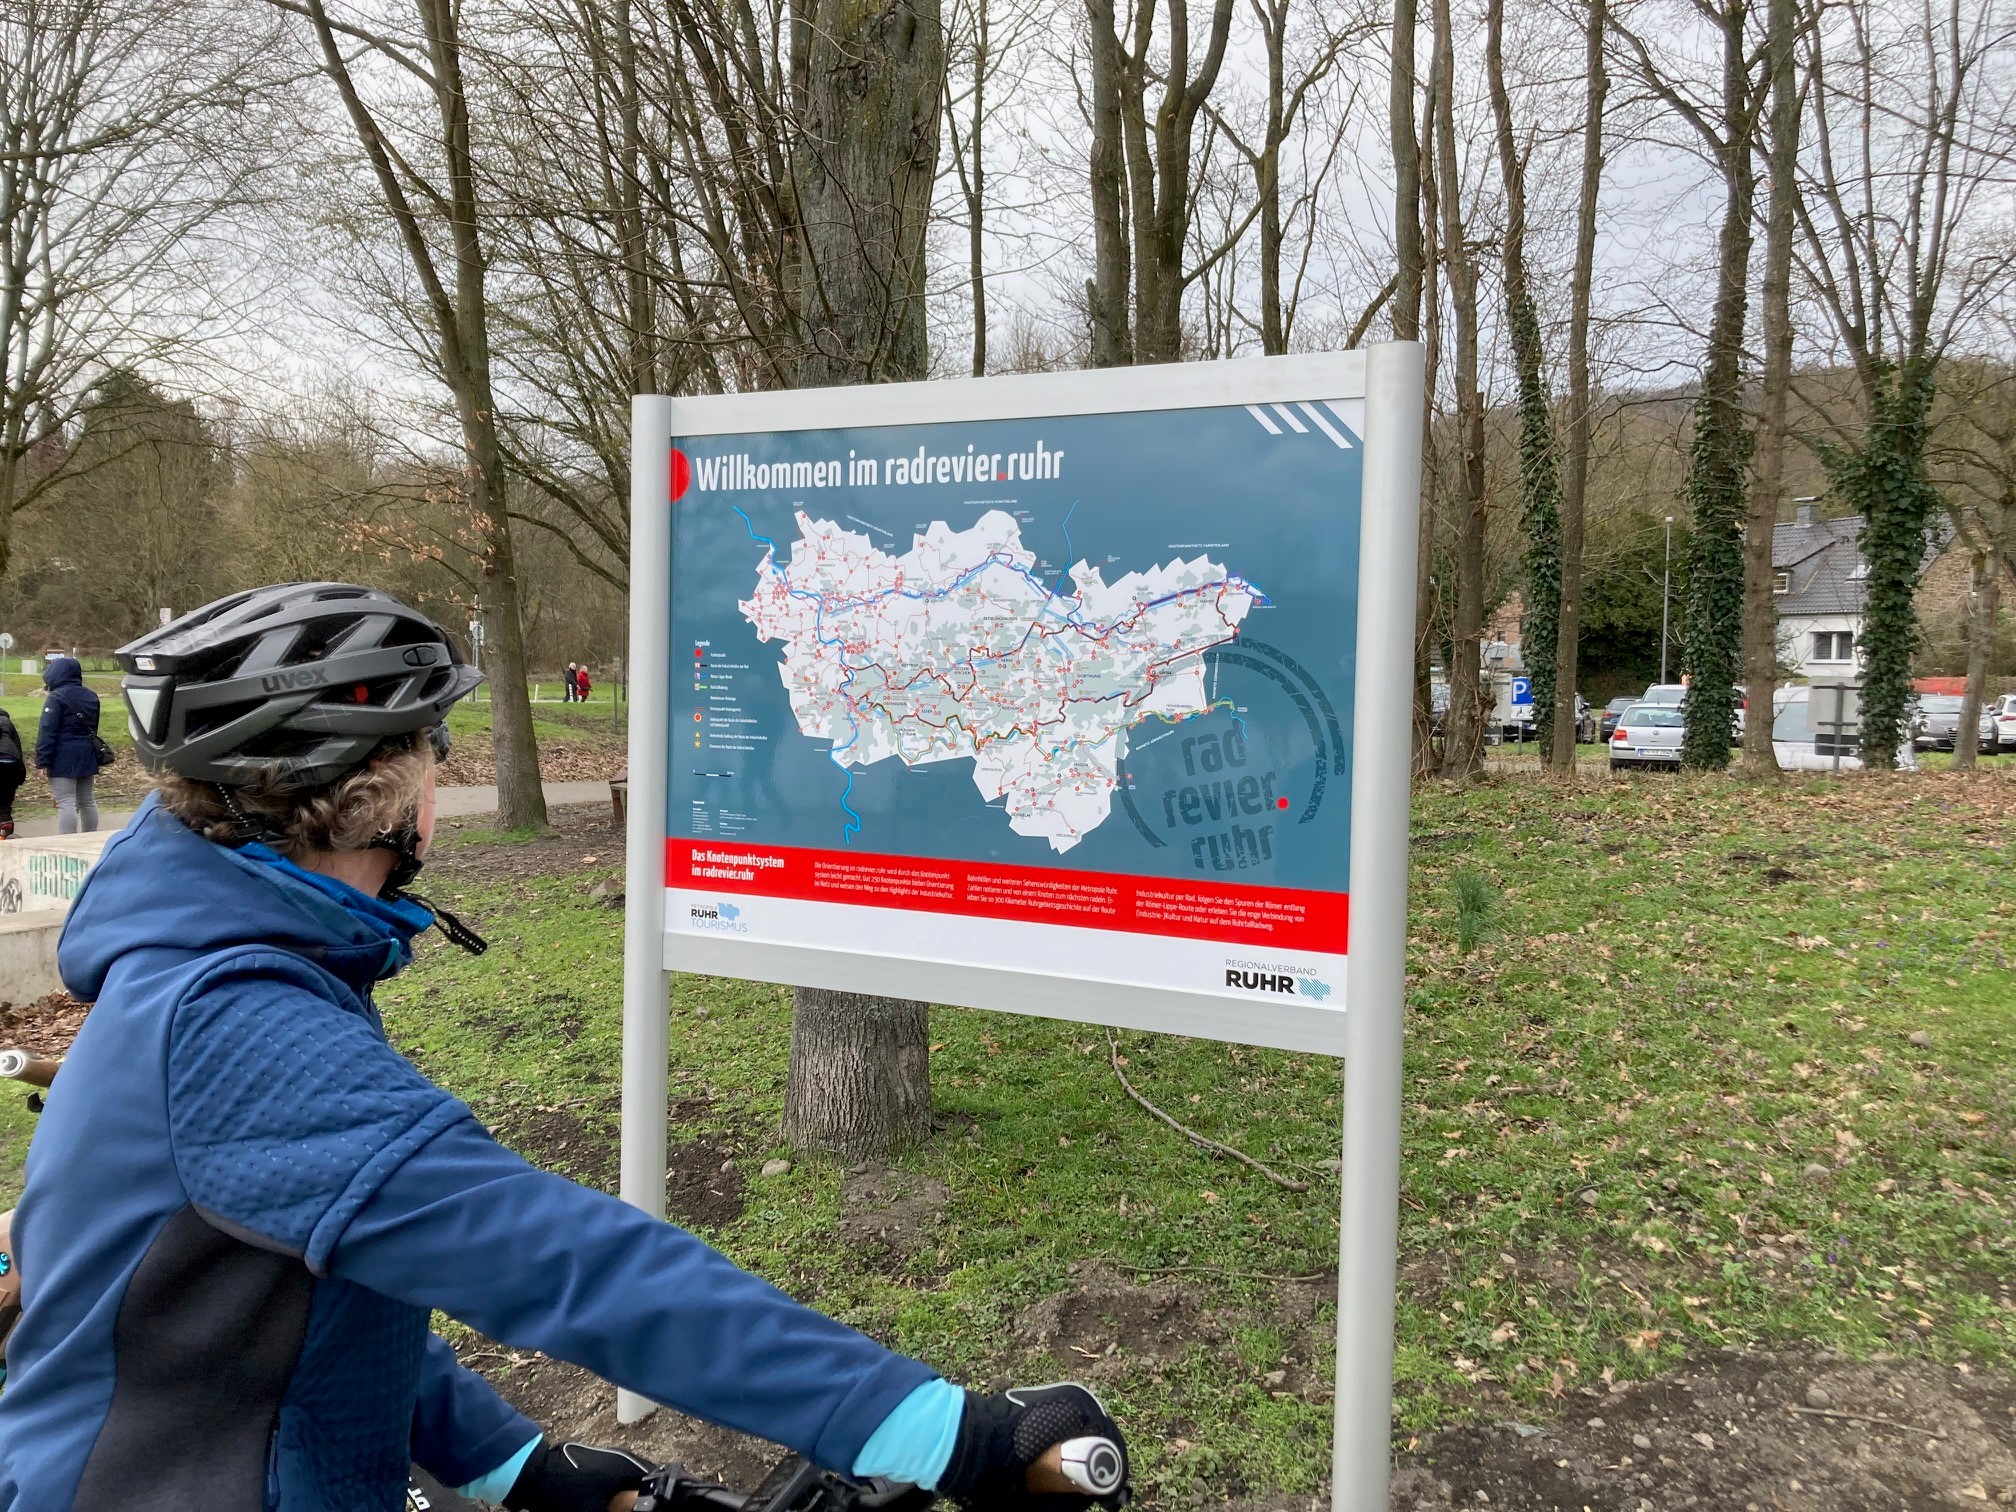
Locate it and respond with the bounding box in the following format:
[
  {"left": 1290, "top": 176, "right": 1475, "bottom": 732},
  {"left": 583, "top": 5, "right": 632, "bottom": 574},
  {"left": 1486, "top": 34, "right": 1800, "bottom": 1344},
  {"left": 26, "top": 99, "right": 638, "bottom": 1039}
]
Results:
[{"left": 669, "top": 402, "right": 1361, "bottom": 892}]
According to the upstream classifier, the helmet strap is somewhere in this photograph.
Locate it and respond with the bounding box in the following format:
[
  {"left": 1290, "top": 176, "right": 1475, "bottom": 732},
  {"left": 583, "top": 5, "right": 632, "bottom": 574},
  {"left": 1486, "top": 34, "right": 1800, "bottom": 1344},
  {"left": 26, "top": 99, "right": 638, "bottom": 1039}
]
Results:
[
  {"left": 368, "top": 827, "right": 489, "bottom": 955},
  {"left": 214, "top": 785, "right": 282, "bottom": 845}
]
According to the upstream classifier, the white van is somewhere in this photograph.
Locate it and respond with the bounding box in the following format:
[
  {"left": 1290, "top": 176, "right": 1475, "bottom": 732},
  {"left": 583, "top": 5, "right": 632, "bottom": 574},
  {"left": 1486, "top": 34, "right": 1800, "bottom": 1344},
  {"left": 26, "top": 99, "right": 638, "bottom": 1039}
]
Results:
[{"left": 1772, "top": 684, "right": 1916, "bottom": 771}]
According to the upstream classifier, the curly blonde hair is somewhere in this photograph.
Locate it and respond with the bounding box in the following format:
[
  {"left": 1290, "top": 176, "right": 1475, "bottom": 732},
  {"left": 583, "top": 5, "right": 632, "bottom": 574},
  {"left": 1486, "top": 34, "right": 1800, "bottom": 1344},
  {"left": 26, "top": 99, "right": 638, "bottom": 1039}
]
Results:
[{"left": 156, "top": 736, "right": 434, "bottom": 862}]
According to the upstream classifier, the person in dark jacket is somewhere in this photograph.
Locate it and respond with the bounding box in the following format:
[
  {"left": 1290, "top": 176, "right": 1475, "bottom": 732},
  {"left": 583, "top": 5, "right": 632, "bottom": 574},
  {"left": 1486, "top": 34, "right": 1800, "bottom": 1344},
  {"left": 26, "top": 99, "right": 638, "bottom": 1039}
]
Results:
[
  {"left": 34, "top": 656, "right": 101, "bottom": 834},
  {"left": 0, "top": 708, "right": 23, "bottom": 837},
  {"left": 0, "top": 583, "right": 1126, "bottom": 1512},
  {"left": 563, "top": 661, "right": 578, "bottom": 702}
]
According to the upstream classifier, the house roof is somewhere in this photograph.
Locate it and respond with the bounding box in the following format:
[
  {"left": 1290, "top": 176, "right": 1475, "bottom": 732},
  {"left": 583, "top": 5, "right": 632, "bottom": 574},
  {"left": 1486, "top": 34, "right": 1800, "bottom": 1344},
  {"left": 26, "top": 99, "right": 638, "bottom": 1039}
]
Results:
[
  {"left": 1772, "top": 512, "right": 1951, "bottom": 618},
  {"left": 1773, "top": 514, "right": 1866, "bottom": 616}
]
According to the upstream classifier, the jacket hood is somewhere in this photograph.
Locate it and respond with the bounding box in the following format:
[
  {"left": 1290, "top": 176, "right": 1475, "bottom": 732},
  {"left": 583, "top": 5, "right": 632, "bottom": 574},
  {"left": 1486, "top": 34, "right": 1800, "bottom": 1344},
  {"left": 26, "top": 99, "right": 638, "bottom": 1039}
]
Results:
[
  {"left": 42, "top": 657, "right": 82, "bottom": 691},
  {"left": 60, "top": 794, "right": 422, "bottom": 1002}
]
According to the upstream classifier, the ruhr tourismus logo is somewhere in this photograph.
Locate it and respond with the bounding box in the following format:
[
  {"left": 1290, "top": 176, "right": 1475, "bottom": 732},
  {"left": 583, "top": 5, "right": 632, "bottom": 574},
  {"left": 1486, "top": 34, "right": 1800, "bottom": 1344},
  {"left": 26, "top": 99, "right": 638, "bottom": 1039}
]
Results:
[{"left": 688, "top": 901, "right": 749, "bottom": 934}]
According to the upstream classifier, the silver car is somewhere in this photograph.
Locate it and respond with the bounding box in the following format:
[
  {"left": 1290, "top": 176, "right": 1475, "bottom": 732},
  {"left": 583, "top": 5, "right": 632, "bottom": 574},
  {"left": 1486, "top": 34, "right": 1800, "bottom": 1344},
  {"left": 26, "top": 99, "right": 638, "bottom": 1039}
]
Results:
[{"left": 1608, "top": 702, "right": 1684, "bottom": 770}]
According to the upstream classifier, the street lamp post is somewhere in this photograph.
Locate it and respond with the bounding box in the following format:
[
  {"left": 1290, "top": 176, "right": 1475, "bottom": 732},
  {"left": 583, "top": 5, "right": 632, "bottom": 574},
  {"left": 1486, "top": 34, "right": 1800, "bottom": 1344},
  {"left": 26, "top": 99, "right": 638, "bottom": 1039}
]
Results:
[{"left": 1659, "top": 515, "right": 1675, "bottom": 684}]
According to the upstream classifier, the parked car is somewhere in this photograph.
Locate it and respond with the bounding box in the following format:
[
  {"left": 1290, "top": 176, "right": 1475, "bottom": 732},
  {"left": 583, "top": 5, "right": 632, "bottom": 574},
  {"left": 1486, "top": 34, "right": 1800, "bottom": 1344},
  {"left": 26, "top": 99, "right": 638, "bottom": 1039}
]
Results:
[
  {"left": 1608, "top": 703, "right": 1684, "bottom": 770},
  {"left": 1911, "top": 693, "right": 1999, "bottom": 753},
  {"left": 1636, "top": 682, "right": 1748, "bottom": 737},
  {"left": 1995, "top": 694, "right": 2016, "bottom": 749},
  {"left": 1771, "top": 684, "right": 1921, "bottom": 771},
  {"left": 1598, "top": 693, "right": 1640, "bottom": 742}
]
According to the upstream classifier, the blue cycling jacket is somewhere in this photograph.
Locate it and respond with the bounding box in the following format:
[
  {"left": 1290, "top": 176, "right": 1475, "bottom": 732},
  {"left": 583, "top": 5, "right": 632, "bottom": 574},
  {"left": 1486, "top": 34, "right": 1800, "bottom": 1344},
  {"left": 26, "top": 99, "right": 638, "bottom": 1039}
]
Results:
[{"left": 0, "top": 797, "right": 934, "bottom": 1511}]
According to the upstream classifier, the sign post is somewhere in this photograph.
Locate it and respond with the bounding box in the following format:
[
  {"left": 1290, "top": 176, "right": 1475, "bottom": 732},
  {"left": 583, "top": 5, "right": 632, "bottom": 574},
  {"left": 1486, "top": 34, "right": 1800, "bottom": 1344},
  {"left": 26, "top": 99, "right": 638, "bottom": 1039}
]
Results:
[{"left": 621, "top": 348, "right": 1424, "bottom": 1504}]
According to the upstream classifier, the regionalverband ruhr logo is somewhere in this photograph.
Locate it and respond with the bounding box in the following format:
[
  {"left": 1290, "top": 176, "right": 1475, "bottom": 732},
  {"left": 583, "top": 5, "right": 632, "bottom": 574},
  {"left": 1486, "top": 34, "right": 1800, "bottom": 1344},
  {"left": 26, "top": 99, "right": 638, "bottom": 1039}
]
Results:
[{"left": 1116, "top": 637, "right": 1345, "bottom": 875}]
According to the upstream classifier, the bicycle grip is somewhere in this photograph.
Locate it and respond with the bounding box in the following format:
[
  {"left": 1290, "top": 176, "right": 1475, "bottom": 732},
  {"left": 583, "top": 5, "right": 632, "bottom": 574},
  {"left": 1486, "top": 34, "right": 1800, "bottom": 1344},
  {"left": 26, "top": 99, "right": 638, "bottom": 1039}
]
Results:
[
  {"left": 0, "top": 1050, "right": 59, "bottom": 1089},
  {"left": 1027, "top": 1437, "right": 1126, "bottom": 1498}
]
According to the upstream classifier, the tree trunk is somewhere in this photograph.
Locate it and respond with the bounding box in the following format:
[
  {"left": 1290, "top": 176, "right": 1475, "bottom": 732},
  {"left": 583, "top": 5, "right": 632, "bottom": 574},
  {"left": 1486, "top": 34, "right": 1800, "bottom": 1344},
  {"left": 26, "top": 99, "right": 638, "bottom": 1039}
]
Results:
[
  {"left": 1678, "top": 8, "right": 1756, "bottom": 772},
  {"left": 794, "top": 0, "right": 943, "bottom": 386},
  {"left": 782, "top": 988, "right": 933, "bottom": 1159},
  {"left": 1485, "top": 0, "right": 1563, "bottom": 763},
  {"left": 1551, "top": 0, "right": 1604, "bottom": 770},
  {"left": 1085, "top": 0, "right": 1132, "bottom": 367},
  {"left": 967, "top": 0, "right": 987, "bottom": 375},
  {"left": 426, "top": 0, "right": 547, "bottom": 832},
  {"left": 1256, "top": 0, "right": 1286, "bottom": 355},
  {"left": 784, "top": 0, "right": 941, "bottom": 1157},
  {"left": 1409, "top": 49, "right": 1439, "bottom": 776},
  {"left": 1953, "top": 532, "right": 2000, "bottom": 771},
  {"left": 1743, "top": 0, "right": 1795, "bottom": 778},
  {"left": 1389, "top": 0, "right": 1422, "bottom": 345},
  {"left": 1433, "top": 0, "right": 1485, "bottom": 780}
]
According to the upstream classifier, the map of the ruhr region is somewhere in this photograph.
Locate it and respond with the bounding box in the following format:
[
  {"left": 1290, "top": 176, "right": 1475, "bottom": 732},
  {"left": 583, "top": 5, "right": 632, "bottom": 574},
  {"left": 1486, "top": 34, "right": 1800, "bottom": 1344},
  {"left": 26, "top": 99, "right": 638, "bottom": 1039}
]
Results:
[{"left": 666, "top": 400, "right": 1362, "bottom": 965}]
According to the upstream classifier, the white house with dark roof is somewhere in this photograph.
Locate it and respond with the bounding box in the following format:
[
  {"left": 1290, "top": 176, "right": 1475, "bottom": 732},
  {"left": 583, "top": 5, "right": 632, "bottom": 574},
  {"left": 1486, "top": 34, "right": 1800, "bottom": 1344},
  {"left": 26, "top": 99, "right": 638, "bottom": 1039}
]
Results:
[{"left": 1773, "top": 503, "right": 1869, "bottom": 679}]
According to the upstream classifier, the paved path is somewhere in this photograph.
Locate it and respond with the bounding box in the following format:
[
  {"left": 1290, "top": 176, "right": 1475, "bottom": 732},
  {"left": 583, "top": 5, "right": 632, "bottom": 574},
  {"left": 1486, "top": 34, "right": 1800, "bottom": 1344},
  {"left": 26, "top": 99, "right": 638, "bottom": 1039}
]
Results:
[{"left": 12, "top": 779, "right": 613, "bottom": 840}]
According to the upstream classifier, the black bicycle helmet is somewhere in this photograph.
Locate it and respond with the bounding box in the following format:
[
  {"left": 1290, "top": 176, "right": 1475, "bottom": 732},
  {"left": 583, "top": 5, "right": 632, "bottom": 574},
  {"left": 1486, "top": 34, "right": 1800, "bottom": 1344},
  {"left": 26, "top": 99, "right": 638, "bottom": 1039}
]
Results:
[{"left": 115, "top": 583, "right": 483, "bottom": 790}]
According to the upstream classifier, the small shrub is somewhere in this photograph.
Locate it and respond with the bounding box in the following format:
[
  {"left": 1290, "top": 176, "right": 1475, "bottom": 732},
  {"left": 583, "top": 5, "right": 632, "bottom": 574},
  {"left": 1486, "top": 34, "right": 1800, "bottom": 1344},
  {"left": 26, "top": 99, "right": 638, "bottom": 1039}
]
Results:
[{"left": 1453, "top": 869, "right": 1499, "bottom": 954}]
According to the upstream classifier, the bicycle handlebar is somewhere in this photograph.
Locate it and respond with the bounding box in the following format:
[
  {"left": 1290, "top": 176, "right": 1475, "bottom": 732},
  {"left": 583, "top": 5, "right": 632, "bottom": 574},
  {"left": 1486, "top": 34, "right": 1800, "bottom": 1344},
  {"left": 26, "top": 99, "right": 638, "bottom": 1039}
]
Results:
[
  {"left": 0, "top": 1050, "right": 60, "bottom": 1089},
  {"left": 624, "top": 1438, "right": 1127, "bottom": 1512}
]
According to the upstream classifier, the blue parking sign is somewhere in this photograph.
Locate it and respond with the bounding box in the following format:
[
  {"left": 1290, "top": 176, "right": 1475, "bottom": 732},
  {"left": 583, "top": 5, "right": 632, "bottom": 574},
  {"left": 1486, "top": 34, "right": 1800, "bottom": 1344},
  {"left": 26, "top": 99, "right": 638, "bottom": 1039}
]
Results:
[{"left": 1510, "top": 676, "right": 1533, "bottom": 706}]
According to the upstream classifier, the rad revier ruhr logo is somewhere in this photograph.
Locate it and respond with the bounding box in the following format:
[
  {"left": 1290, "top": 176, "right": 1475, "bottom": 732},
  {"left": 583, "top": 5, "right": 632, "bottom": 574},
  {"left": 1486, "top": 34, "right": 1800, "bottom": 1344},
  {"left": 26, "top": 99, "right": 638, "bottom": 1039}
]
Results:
[
  {"left": 670, "top": 447, "right": 692, "bottom": 502},
  {"left": 1115, "top": 637, "right": 1345, "bottom": 874}
]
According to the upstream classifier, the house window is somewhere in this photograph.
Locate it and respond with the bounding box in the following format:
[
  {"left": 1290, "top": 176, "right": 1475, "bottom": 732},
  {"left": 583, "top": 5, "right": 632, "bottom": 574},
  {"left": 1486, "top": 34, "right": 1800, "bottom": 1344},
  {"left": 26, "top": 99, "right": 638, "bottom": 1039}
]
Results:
[
  {"left": 1812, "top": 630, "right": 1855, "bottom": 662},
  {"left": 1773, "top": 570, "right": 1791, "bottom": 594},
  {"left": 1848, "top": 562, "right": 1869, "bottom": 581}
]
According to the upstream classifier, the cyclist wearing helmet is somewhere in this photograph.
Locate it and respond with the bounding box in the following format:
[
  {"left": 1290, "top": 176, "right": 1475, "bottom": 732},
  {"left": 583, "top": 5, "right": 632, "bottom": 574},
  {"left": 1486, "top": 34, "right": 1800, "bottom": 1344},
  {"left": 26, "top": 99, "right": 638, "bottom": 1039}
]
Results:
[{"left": 0, "top": 585, "right": 1125, "bottom": 1512}]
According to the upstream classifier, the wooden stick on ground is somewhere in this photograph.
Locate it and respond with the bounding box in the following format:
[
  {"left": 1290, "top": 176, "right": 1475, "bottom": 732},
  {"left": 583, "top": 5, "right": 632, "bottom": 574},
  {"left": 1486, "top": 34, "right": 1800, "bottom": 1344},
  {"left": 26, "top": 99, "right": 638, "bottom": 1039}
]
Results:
[
  {"left": 1784, "top": 1404, "right": 1947, "bottom": 1439},
  {"left": 1106, "top": 1031, "right": 1309, "bottom": 1191}
]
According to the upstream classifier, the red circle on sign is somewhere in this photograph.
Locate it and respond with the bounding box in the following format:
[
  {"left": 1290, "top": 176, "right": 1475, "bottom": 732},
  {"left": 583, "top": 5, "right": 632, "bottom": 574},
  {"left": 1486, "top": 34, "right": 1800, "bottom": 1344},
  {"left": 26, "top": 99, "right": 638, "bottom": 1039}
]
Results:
[
  {"left": 670, "top": 448, "right": 692, "bottom": 501},
  {"left": 1276, "top": 796, "right": 1290, "bottom": 809}
]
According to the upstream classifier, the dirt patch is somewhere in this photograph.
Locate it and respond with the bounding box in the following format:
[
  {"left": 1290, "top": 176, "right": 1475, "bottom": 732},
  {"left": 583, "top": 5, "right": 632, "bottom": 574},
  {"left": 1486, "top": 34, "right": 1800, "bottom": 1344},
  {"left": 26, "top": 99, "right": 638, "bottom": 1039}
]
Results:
[
  {"left": 1390, "top": 1346, "right": 2016, "bottom": 1510},
  {"left": 0, "top": 992, "right": 88, "bottom": 1048},
  {"left": 493, "top": 1105, "right": 619, "bottom": 1194},
  {"left": 431, "top": 802, "right": 625, "bottom": 885},
  {"left": 838, "top": 1162, "right": 949, "bottom": 1258},
  {"left": 1014, "top": 1263, "right": 1224, "bottom": 1379},
  {"left": 668, "top": 1140, "right": 748, "bottom": 1231}
]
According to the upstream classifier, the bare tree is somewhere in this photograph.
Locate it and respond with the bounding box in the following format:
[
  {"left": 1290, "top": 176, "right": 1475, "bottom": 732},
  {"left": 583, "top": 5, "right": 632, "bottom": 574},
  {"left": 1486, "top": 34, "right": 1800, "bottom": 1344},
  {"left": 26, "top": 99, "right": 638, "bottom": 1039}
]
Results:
[
  {"left": 1740, "top": 0, "right": 1801, "bottom": 776},
  {"left": 942, "top": 0, "right": 1038, "bottom": 374},
  {"left": 281, "top": 0, "right": 547, "bottom": 829},
  {"left": 1551, "top": 0, "right": 1607, "bottom": 771},
  {"left": 0, "top": 0, "right": 277, "bottom": 576},
  {"left": 1083, "top": 0, "right": 1238, "bottom": 364},
  {"left": 1207, "top": 0, "right": 1360, "bottom": 354},
  {"left": 1430, "top": 0, "right": 1486, "bottom": 779}
]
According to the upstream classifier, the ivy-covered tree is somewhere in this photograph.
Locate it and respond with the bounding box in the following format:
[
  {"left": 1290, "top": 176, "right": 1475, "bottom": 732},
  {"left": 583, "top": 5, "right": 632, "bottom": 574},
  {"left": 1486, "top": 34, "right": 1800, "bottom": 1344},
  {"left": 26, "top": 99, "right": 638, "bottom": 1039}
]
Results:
[
  {"left": 1793, "top": 0, "right": 2008, "bottom": 767},
  {"left": 1820, "top": 365, "right": 1940, "bottom": 768}
]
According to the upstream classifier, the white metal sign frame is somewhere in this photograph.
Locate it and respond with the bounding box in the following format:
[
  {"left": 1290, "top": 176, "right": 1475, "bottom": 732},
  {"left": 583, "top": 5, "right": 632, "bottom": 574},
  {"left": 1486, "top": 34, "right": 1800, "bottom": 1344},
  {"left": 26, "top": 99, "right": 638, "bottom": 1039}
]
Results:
[{"left": 619, "top": 345, "right": 1423, "bottom": 1512}]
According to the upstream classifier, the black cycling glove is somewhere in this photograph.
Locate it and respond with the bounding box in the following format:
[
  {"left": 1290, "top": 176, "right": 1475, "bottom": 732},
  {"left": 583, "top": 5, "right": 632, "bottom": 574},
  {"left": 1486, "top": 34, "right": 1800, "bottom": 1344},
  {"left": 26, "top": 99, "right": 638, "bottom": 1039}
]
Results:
[
  {"left": 504, "top": 1440, "right": 652, "bottom": 1512},
  {"left": 939, "top": 1382, "right": 1129, "bottom": 1511}
]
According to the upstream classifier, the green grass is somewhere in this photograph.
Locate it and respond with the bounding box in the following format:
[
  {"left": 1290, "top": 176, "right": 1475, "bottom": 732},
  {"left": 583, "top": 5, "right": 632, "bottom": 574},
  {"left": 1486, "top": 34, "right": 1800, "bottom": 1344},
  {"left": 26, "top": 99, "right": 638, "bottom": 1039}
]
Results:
[{"left": 362, "top": 770, "right": 2013, "bottom": 1499}]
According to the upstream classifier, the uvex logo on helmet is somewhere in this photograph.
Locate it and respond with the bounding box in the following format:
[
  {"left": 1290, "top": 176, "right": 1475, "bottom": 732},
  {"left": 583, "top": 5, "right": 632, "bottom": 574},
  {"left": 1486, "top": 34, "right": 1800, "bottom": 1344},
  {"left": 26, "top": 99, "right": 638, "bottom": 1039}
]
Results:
[{"left": 260, "top": 668, "right": 328, "bottom": 693}]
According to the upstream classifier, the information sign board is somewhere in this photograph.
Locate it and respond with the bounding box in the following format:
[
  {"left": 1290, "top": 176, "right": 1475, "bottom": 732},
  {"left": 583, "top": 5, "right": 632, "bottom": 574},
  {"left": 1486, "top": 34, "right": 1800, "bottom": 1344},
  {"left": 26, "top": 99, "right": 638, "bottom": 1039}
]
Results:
[
  {"left": 620, "top": 348, "right": 1425, "bottom": 1512},
  {"left": 659, "top": 377, "right": 1366, "bottom": 1050}
]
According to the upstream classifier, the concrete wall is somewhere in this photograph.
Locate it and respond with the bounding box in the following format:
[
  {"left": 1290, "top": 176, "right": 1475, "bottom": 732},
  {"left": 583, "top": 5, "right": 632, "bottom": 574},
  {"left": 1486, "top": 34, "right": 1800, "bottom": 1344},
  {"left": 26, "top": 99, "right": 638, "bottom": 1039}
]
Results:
[{"left": 0, "top": 914, "right": 65, "bottom": 1005}]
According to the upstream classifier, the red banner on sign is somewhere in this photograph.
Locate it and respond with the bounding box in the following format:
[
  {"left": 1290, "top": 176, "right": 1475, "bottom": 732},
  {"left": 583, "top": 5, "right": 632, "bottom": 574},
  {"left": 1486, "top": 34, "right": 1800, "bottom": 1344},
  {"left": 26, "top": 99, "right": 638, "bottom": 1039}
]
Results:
[{"left": 667, "top": 840, "right": 1347, "bottom": 952}]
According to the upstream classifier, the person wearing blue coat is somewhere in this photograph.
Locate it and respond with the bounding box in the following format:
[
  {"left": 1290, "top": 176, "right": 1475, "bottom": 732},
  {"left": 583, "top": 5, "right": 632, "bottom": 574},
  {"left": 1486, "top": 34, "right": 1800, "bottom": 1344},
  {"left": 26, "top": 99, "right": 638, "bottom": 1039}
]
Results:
[
  {"left": 0, "top": 584, "right": 1126, "bottom": 1512},
  {"left": 34, "top": 656, "right": 101, "bottom": 833}
]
